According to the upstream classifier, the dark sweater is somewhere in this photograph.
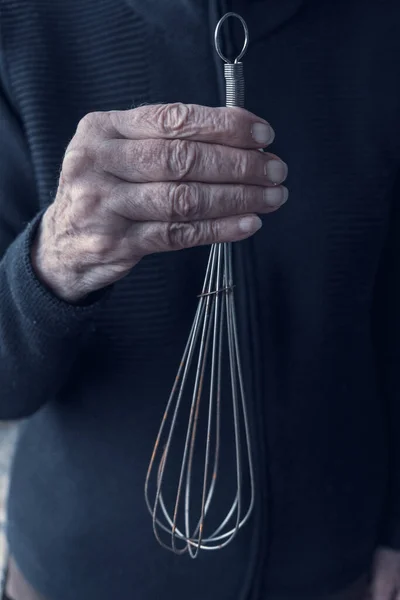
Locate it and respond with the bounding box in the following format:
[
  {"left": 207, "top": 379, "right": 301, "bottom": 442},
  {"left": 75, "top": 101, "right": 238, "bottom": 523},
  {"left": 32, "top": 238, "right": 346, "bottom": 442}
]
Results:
[{"left": 1, "top": 0, "right": 400, "bottom": 598}]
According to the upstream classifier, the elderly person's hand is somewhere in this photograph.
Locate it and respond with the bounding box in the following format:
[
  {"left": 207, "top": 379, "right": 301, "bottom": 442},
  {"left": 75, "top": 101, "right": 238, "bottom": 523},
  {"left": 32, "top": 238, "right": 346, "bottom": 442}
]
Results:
[
  {"left": 366, "top": 547, "right": 400, "bottom": 600},
  {"left": 31, "top": 103, "right": 288, "bottom": 303}
]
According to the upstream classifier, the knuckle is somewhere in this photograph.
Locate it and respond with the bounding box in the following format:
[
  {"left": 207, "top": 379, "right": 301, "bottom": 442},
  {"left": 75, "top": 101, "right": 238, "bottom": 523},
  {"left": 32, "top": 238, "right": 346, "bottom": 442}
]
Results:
[
  {"left": 208, "top": 219, "right": 221, "bottom": 243},
  {"left": 220, "top": 107, "right": 235, "bottom": 132},
  {"left": 231, "top": 185, "right": 248, "bottom": 214},
  {"left": 62, "top": 148, "right": 94, "bottom": 182},
  {"left": 76, "top": 113, "right": 93, "bottom": 135},
  {"left": 166, "top": 139, "right": 197, "bottom": 180},
  {"left": 232, "top": 151, "right": 250, "bottom": 180},
  {"left": 76, "top": 112, "right": 98, "bottom": 135},
  {"left": 60, "top": 191, "right": 106, "bottom": 246},
  {"left": 107, "top": 109, "right": 124, "bottom": 132},
  {"left": 69, "top": 183, "right": 102, "bottom": 222},
  {"left": 76, "top": 111, "right": 110, "bottom": 138},
  {"left": 156, "top": 103, "right": 192, "bottom": 136},
  {"left": 165, "top": 222, "right": 200, "bottom": 250},
  {"left": 167, "top": 183, "right": 200, "bottom": 221},
  {"left": 85, "top": 234, "right": 115, "bottom": 260}
]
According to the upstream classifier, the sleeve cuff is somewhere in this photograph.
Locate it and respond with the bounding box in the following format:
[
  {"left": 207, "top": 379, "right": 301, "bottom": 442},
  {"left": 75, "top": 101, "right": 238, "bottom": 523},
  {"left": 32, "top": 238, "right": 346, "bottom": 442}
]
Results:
[{"left": 5, "top": 211, "right": 112, "bottom": 336}]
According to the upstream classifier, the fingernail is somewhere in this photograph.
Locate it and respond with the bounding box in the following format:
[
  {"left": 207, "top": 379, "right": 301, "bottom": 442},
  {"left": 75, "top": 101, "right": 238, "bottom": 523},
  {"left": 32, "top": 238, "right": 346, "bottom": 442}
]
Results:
[
  {"left": 239, "top": 215, "right": 262, "bottom": 234},
  {"left": 265, "top": 159, "right": 288, "bottom": 184},
  {"left": 264, "top": 186, "right": 289, "bottom": 207},
  {"left": 252, "top": 123, "right": 275, "bottom": 146}
]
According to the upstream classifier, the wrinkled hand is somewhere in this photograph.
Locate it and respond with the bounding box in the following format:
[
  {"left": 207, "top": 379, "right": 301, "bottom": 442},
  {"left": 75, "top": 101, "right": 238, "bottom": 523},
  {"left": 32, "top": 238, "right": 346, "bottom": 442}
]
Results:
[
  {"left": 32, "top": 103, "right": 288, "bottom": 303},
  {"left": 366, "top": 548, "right": 400, "bottom": 600}
]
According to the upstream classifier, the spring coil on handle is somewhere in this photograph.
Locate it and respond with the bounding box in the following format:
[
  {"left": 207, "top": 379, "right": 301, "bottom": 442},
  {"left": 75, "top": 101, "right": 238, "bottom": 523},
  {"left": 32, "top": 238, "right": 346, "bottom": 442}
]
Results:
[{"left": 224, "top": 63, "right": 245, "bottom": 108}]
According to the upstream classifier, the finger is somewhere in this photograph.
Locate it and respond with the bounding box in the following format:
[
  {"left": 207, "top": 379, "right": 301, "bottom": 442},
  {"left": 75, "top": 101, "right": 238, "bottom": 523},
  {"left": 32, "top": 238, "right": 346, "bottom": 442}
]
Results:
[
  {"left": 108, "top": 181, "right": 289, "bottom": 222},
  {"left": 99, "top": 139, "right": 288, "bottom": 186},
  {"left": 126, "top": 214, "right": 263, "bottom": 256},
  {"left": 103, "top": 104, "right": 276, "bottom": 149}
]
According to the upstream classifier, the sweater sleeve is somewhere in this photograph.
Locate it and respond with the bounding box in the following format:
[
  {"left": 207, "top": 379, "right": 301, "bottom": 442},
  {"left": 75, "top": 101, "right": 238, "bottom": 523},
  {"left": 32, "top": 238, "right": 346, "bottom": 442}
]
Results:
[
  {"left": 373, "top": 172, "right": 400, "bottom": 549},
  {"left": 0, "top": 70, "right": 106, "bottom": 420}
]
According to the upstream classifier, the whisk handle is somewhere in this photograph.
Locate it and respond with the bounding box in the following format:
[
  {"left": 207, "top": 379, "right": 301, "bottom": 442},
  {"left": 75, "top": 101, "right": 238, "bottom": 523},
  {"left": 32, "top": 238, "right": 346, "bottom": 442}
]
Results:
[
  {"left": 214, "top": 12, "right": 248, "bottom": 109},
  {"left": 224, "top": 63, "right": 245, "bottom": 108}
]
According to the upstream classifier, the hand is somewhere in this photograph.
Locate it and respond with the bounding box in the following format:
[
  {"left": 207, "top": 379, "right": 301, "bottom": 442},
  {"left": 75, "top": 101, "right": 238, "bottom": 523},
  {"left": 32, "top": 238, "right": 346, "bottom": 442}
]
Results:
[
  {"left": 367, "top": 547, "right": 400, "bottom": 600},
  {"left": 31, "top": 103, "right": 288, "bottom": 303}
]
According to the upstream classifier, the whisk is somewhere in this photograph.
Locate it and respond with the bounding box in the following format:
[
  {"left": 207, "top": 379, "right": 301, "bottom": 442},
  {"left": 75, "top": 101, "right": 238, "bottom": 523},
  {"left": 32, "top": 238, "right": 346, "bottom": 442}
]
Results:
[{"left": 145, "top": 13, "right": 255, "bottom": 558}]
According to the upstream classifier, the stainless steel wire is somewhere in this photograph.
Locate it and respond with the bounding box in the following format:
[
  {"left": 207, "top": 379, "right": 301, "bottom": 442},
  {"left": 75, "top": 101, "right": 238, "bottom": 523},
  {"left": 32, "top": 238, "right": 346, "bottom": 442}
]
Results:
[{"left": 145, "top": 13, "right": 255, "bottom": 558}]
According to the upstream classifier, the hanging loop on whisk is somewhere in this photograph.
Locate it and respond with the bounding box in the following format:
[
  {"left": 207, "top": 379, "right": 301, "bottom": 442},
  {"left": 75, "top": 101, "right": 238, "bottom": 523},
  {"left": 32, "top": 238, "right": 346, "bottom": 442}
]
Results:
[
  {"left": 215, "top": 13, "right": 248, "bottom": 108},
  {"left": 214, "top": 12, "right": 249, "bottom": 64}
]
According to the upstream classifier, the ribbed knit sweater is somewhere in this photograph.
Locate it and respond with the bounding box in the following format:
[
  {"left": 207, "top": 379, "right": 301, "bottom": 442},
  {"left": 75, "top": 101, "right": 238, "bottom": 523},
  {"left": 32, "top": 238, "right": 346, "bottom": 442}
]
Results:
[{"left": 1, "top": 0, "right": 400, "bottom": 599}]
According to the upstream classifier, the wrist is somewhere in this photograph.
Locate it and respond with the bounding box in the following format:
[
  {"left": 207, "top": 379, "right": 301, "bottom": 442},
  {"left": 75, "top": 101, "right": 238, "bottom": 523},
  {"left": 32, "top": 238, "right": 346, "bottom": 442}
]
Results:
[{"left": 30, "top": 212, "right": 88, "bottom": 304}]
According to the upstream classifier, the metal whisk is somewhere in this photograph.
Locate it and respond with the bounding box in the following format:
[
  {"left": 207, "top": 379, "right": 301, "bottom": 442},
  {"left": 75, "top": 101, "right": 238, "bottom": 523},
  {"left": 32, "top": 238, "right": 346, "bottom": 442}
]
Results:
[{"left": 145, "top": 13, "right": 255, "bottom": 558}]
